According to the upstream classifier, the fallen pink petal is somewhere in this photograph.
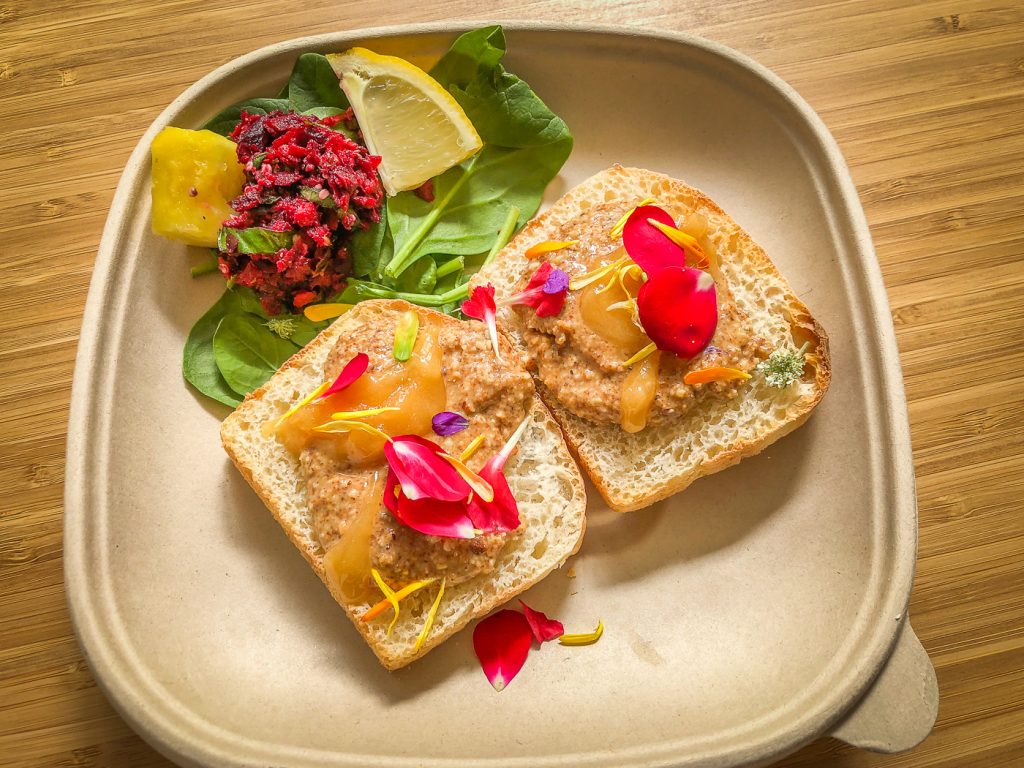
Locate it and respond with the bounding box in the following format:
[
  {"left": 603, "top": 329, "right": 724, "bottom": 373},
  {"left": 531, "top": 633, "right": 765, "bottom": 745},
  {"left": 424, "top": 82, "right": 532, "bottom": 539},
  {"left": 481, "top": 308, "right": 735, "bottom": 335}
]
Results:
[
  {"left": 520, "top": 601, "right": 565, "bottom": 643},
  {"left": 473, "top": 609, "right": 534, "bottom": 692}
]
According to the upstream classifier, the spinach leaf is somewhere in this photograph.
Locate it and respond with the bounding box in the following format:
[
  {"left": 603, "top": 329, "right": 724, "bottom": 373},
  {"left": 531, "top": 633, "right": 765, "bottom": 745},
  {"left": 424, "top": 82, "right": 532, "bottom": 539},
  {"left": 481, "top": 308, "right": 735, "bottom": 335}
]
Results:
[
  {"left": 303, "top": 106, "right": 346, "bottom": 119},
  {"left": 287, "top": 53, "right": 349, "bottom": 113},
  {"left": 213, "top": 313, "right": 300, "bottom": 397},
  {"left": 218, "top": 227, "right": 294, "bottom": 254},
  {"left": 350, "top": 203, "right": 390, "bottom": 280},
  {"left": 182, "top": 288, "right": 265, "bottom": 407},
  {"left": 428, "top": 25, "right": 506, "bottom": 88},
  {"left": 285, "top": 315, "right": 329, "bottom": 346},
  {"left": 383, "top": 26, "right": 572, "bottom": 277},
  {"left": 202, "top": 97, "right": 292, "bottom": 136},
  {"left": 395, "top": 257, "right": 437, "bottom": 294}
]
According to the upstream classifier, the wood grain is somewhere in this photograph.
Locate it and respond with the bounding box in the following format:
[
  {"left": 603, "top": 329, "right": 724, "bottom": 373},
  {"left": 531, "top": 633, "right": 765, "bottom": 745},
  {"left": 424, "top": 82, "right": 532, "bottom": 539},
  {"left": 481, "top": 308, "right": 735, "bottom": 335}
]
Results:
[{"left": 1, "top": 0, "right": 1021, "bottom": 766}]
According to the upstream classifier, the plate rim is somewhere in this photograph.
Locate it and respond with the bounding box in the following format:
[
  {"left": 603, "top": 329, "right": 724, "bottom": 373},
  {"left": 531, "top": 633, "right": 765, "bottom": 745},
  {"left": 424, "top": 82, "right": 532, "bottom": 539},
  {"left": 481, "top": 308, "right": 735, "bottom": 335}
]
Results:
[{"left": 64, "top": 19, "right": 918, "bottom": 768}]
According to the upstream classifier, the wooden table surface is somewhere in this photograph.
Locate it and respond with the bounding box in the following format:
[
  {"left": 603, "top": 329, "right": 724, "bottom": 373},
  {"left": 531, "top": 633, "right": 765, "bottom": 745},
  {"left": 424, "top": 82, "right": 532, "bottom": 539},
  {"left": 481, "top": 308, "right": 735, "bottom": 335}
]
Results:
[{"left": 2, "top": 1, "right": 1022, "bottom": 766}]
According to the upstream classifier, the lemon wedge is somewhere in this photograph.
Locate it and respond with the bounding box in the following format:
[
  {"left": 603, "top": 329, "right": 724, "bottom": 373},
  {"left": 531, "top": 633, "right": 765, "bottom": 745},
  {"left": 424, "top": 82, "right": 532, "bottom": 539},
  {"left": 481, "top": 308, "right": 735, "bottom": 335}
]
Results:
[{"left": 327, "top": 47, "right": 482, "bottom": 195}]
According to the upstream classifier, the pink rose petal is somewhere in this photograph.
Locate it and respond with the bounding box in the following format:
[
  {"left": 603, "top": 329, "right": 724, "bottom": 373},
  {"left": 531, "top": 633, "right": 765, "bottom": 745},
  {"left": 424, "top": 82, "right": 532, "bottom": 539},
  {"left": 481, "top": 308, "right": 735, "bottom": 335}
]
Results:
[
  {"left": 506, "top": 262, "right": 569, "bottom": 318},
  {"left": 317, "top": 352, "right": 369, "bottom": 400},
  {"left": 384, "top": 435, "right": 472, "bottom": 502},
  {"left": 520, "top": 601, "right": 565, "bottom": 644},
  {"left": 637, "top": 266, "right": 718, "bottom": 360},
  {"left": 395, "top": 495, "right": 477, "bottom": 539},
  {"left": 383, "top": 468, "right": 477, "bottom": 539},
  {"left": 473, "top": 609, "right": 534, "bottom": 692},
  {"left": 467, "top": 458, "right": 519, "bottom": 533},
  {"left": 462, "top": 284, "right": 502, "bottom": 359},
  {"left": 622, "top": 205, "right": 685, "bottom": 278}
]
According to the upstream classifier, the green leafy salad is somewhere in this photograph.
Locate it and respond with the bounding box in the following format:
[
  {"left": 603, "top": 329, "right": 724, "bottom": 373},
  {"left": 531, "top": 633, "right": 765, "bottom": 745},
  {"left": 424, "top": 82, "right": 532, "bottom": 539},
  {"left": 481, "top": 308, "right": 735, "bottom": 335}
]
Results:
[{"left": 152, "top": 26, "right": 572, "bottom": 407}]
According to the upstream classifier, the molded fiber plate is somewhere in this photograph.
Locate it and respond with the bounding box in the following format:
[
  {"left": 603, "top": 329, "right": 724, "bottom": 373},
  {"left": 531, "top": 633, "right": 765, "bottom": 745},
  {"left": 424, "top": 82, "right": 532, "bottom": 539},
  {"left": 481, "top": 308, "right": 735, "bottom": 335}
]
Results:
[{"left": 66, "top": 23, "right": 921, "bottom": 768}]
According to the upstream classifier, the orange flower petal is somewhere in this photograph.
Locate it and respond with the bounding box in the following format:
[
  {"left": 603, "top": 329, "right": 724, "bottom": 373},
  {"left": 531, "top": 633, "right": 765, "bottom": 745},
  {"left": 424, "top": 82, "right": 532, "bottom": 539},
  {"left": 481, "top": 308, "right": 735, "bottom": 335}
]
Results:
[
  {"left": 683, "top": 367, "right": 752, "bottom": 385},
  {"left": 303, "top": 303, "right": 353, "bottom": 322},
  {"left": 360, "top": 577, "right": 437, "bottom": 622}
]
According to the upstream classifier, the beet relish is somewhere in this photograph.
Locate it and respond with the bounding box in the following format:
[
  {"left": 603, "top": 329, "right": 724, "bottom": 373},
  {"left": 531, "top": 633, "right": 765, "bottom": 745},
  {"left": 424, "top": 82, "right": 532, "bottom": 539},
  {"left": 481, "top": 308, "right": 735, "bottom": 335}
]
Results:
[{"left": 219, "top": 110, "right": 384, "bottom": 315}]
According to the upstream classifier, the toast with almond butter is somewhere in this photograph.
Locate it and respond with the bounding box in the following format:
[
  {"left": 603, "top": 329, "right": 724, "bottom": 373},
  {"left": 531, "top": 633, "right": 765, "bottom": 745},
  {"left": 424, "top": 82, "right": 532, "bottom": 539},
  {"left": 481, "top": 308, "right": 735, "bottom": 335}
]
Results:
[
  {"left": 473, "top": 165, "right": 831, "bottom": 512},
  {"left": 220, "top": 299, "right": 586, "bottom": 669}
]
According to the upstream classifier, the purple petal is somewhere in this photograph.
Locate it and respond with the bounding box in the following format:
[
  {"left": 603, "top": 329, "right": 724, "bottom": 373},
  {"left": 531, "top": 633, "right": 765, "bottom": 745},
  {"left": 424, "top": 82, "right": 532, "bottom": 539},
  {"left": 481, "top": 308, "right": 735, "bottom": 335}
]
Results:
[
  {"left": 542, "top": 268, "right": 570, "bottom": 295},
  {"left": 432, "top": 411, "right": 470, "bottom": 437}
]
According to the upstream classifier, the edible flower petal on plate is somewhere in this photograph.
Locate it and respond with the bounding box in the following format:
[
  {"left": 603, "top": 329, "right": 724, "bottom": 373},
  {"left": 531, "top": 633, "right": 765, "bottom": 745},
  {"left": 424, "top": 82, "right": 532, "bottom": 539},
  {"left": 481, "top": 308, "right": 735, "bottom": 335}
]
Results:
[
  {"left": 466, "top": 417, "right": 529, "bottom": 533},
  {"left": 622, "top": 204, "right": 685, "bottom": 277},
  {"left": 415, "top": 578, "right": 447, "bottom": 651},
  {"left": 683, "top": 366, "right": 752, "bottom": 385},
  {"left": 636, "top": 267, "right": 718, "bottom": 360},
  {"left": 383, "top": 468, "right": 477, "bottom": 539},
  {"left": 383, "top": 434, "right": 472, "bottom": 502},
  {"left": 431, "top": 411, "right": 470, "bottom": 437},
  {"left": 524, "top": 239, "right": 577, "bottom": 259},
  {"left": 558, "top": 619, "right": 604, "bottom": 646},
  {"left": 361, "top": 577, "right": 437, "bottom": 621},
  {"left": 461, "top": 283, "right": 502, "bottom": 360},
  {"left": 473, "top": 609, "right": 534, "bottom": 692},
  {"left": 317, "top": 352, "right": 369, "bottom": 400},
  {"left": 505, "top": 262, "right": 570, "bottom": 318},
  {"left": 303, "top": 302, "right": 353, "bottom": 322},
  {"left": 520, "top": 601, "right": 565, "bottom": 643}
]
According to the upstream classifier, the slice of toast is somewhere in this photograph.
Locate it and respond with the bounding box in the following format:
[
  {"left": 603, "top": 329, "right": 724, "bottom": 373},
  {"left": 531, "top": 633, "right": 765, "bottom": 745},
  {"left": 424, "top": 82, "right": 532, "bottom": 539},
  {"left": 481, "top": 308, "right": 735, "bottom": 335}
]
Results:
[
  {"left": 220, "top": 299, "right": 587, "bottom": 669},
  {"left": 474, "top": 165, "right": 831, "bottom": 512}
]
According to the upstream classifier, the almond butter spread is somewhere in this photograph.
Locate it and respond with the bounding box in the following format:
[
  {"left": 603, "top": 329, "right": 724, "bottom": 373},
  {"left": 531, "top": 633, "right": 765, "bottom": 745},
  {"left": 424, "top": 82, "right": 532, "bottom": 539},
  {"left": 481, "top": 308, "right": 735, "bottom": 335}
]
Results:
[
  {"left": 514, "top": 202, "right": 770, "bottom": 427},
  {"left": 280, "top": 309, "right": 533, "bottom": 601}
]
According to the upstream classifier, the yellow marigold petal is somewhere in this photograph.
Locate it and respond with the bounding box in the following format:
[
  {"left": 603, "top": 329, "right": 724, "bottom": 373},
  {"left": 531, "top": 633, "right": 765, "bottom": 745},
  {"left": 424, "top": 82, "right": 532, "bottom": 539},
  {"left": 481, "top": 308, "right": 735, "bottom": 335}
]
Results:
[
  {"left": 605, "top": 299, "right": 635, "bottom": 314},
  {"left": 262, "top": 381, "right": 329, "bottom": 436},
  {"left": 360, "top": 577, "right": 437, "bottom": 622},
  {"left": 303, "top": 303, "right": 353, "bottom": 322},
  {"left": 569, "top": 255, "right": 630, "bottom": 291},
  {"left": 559, "top": 619, "right": 604, "bottom": 646},
  {"left": 370, "top": 568, "right": 402, "bottom": 636},
  {"left": 609, "top": 197, "right": 657, "bottom": 238},
  {"left": 414, "top": 578, "right": 446, "bottom": 651},
  {"left": 524, "top": 240, "right": 578, "bottom": 259},
  {"left": 646, "top": 218, "right": 708, "bottom": 264},
  {"left": 441, "top": 453, "right": 494, "bottom": 503},
  {"left": 683, "top": 367, "right": 752, "bottom": 385},
  {"left": 330, "top": 406, "right": 400, "bottom": 420},
  {"left": 314, "top": 419, "right": 392, "bottom": 443},
  {"left": 623, "top": 342, "right": 658, "bottom": 367},
  {"left": 459, "top": 434, "right": 485, "bottom": 462}
]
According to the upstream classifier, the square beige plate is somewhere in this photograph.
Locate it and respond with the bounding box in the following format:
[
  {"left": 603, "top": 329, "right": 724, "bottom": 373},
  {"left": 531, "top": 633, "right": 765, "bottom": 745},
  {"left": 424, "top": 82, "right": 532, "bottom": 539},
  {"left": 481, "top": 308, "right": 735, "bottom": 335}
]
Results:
[{"left": 65, "top": 22, "right": 938, "bottom": 768}]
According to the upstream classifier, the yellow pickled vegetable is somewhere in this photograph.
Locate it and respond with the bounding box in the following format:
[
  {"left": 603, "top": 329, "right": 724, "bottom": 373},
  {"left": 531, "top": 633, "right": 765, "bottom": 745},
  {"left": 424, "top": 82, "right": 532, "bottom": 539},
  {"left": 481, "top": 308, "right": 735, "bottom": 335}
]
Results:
[{"left": 150, "top": 127, "right": 245, "bottom": 247}]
